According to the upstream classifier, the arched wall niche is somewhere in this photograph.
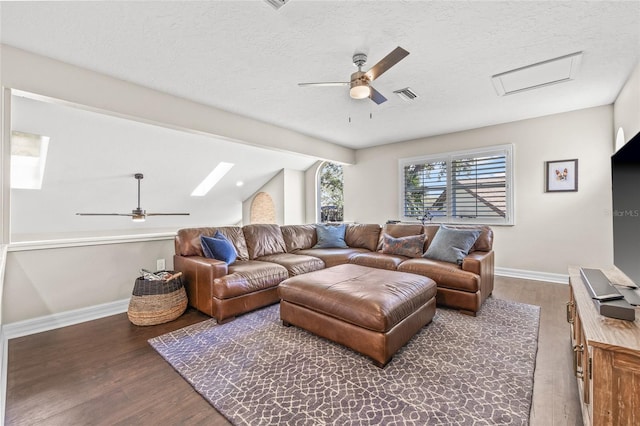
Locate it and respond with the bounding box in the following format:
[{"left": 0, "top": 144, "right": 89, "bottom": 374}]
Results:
[{"left": 250, "top": 192, "right": 276, "bottom": 224}]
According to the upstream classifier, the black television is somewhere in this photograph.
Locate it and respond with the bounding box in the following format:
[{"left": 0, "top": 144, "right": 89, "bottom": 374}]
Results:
[{"left": 611, "top": 130, "right": 640, "bottom": 288}]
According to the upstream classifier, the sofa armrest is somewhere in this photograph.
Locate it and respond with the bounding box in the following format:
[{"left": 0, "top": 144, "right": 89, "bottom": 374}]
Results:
[
  {"left": 462, "top": 250, "right": 495, "bottom": 300},
  {"left": 174, "top": 255, "right": 228, "bottom": 316}
]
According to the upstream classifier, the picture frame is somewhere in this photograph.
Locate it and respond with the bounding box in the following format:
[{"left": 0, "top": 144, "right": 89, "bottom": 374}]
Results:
[{"left": 545, "top": 159, "right": 578, "bottom": 192}]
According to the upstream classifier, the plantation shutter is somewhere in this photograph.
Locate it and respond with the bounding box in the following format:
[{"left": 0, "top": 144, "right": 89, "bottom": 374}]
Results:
[
  {"left": 400, "top": 144, "right": 513, "bottom": 225},
  {"left": 402, "top": 159, "right": 447, "bottom": 219},
  {"left": 451, "top": 153, "right": 507, "bottom": 220}
]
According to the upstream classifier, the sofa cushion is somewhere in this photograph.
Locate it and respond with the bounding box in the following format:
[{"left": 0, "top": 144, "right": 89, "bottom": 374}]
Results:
[
  {"left": 296, "top": 247, "right": 370, "bottom": 268},
  {"left": 201, "top": 232, "right": 238, "bottom": 264},
  {"left": 212, "top": 260, "right": 289, "bottom": 299},
  {"left": 243, "top": 224, "right": 287, "bottom": 259},
  {"left": 423, "top": 226, "right": 480, "bottom": 265},
  {"left": 175, "top": 226, "right": 249, "bottom": 261},
  {"left": 314, "top": 224, "right": 348, "bottom": 248},
  {"left": 216, "top": 227, "right": 251, "bottom": 261},
  {"left": 281, "top": 224, "right": 317, "bottom": 252},
  {"left": 257, "top": 253, "right": 325, "bottom": 276},
  {"left": 381, "top": 233, "right": 425, "bottom": 258},
  {"left": 345, "top": 223, "right": 382, "bottom": 251},
  {"left": 398, "top": 258, "right": 480, "bottom": 293},
  {"left": 350, "top": 252, "right": 407, "bottom": 271}
]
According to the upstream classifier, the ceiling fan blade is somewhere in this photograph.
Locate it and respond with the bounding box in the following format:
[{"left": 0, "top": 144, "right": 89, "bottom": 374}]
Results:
[
  {"left": 298, "top": 82, "right": 350, "bottom": 87},
  {"left": 365, "top": 46, "right": 410, "bottom": 81},
  {"left": 76, "top": 213, "right": 134, "bottom": 216},
  {"left": 369, "top": 86, "right": 388, "bottom": 105},
  {"left": 76, "top": 173, "right": 191, "bottom": 220}
]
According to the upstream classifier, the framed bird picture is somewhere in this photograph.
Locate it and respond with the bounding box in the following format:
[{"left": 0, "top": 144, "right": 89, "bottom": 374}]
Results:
[{"left": 545, "top": 159, "right": 578, "bottom": 192}]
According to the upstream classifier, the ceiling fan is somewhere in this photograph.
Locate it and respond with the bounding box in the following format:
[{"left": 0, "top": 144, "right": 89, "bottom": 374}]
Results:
[
  {"left": 76, "top": 173, "right": 190, "bottom": 222},
  {"left": 298, "top": 46, "right": 410, "bottom": 105}
]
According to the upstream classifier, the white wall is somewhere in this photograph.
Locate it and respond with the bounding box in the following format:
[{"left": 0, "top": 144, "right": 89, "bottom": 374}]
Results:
[
  {"left": 345, "top": 106, "right": 614, "bottom": 275},
  {"left": 614, "top": 61, "right": 640, "bottom": 146},
  {"left": 283, "top": 169, "right": 305, "bottom": 225},
  {"left": 3, "top": 239, "right": 174, "bottom": 323}
]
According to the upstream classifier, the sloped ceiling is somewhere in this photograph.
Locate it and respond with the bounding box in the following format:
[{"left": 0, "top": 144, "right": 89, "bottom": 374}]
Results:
[
  {"left": 1, "top": 1, "right": 638, "bottom": 149},
  {"left": 10, "top": 95, "right": 316, "bottom": 239}
]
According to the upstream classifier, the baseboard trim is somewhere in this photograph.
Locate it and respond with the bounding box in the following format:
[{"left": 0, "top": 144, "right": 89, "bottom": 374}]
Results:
[
  {"left": 2, "top": 298, "right": 129, "bottom": 340},
  {"left": 495, "top": 267, "right": 569, "bottom": 284}
]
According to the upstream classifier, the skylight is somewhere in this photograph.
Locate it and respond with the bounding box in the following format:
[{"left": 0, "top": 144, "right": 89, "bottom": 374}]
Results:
[
  {"left": 191, "top": 162, "right": 234, "bottom": 196},
  {"left": 10, "top": 131, "right": 50, "bottom": 189}
]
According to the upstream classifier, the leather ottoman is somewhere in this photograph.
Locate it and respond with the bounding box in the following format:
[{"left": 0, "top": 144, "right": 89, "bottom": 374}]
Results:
[{"left": 278, "top": 263, "right": 437, "bottom": 367}]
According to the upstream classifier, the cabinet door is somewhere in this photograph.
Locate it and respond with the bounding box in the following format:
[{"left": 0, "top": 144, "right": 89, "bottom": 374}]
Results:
[{"left": 593, "top": 348, "right": 640, "bottom": 426}]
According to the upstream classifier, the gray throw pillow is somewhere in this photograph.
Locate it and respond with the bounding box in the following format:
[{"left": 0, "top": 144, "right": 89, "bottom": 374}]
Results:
[
  {"left": 313, "top": 224, "right": 348, "bottom": 248},
  {"left": 423, "top": 226, "right": 480, "bottom": 265}
]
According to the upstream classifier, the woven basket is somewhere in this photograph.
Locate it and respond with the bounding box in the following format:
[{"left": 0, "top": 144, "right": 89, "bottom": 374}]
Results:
[{"left": 127, "top": 271, "right": 187, "bottom": 326}]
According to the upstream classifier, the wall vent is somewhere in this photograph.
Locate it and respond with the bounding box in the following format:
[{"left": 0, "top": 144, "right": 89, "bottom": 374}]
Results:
[
  {"left": 264, "top": 0, "right": 290, "bottom": 10},
  {"left": 393, "top": 87, "right": 419, "bottom": 101}
]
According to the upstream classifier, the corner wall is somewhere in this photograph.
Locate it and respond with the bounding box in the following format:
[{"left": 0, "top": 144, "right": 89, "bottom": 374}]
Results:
[
  {"left": 305, "top": 162, "right": 323, "bottom": 224},
  {"left": 242, "top": 168, "right": 306, "bottom": 225},
  {"left": 344, "top": 106, "right": 614, "bottom": 275},
  {"left": 614, "top": 61, "right": 640, "bottom": 145}
]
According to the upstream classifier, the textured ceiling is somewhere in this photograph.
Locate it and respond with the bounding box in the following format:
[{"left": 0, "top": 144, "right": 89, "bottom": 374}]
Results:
[{"left": 1, "top": 1, "right": 639, "bottom": 149}]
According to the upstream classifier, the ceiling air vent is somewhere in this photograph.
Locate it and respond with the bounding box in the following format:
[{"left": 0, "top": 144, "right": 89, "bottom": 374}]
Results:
[
  {"left": 264, "top": 0, "right": 290, "bottom": 10},
  {"left": 393, "top": 87, "right": 419, "bottom": 101}
]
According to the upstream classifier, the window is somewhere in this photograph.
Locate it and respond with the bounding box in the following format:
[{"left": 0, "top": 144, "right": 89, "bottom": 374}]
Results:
[
  {"left": 399, "top": 144, "right": 513, "bottom": 225},
  {"left": 10, "top": 131, "right": 50, "bottom": 190},
  {"left": 318, "top": 162, "right": 344, "bottom": 222}
]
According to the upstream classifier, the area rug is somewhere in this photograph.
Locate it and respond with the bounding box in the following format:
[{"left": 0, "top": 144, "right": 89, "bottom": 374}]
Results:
[{"left": 149, "top": 298, "right": 540, "bottom": 425}]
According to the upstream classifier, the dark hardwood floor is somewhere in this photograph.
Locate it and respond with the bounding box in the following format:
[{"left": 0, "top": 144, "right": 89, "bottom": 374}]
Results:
[{"left": 5, "top": 277, "right": 581, "bottom": 425}]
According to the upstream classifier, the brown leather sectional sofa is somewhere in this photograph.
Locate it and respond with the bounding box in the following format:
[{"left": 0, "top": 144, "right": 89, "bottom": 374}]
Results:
[{"left": 174, "top": 222, "right": 494, "bottom": 323}]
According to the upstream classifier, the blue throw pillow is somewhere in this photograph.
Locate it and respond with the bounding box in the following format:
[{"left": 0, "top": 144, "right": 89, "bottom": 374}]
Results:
[
  {"left": 201, "top": 231, "right": 238, "bottom": 264},
  {"left": 313, "top": 224, "right": 348, "bottom": 248},
  {"left": 423, "top": 225, "right": 480, "bottom": 265}
]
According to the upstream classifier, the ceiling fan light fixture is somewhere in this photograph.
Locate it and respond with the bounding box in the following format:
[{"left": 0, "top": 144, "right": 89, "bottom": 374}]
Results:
[
  {"left": 131, "top": 207, "right": 146, "bottom": 222},
  {"left": 300, "top": 46, "right": 409, "bottom": 105},
  {"left": 349, "top": 85, "right": 370, "bottom": 99},
  {"left": 132, "top": 214, "right": 146, "bottom": 223}
]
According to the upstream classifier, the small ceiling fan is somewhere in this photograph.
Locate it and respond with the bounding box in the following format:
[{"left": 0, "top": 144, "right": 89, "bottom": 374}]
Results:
[
  {"left": 298, "top": 46, "right": 410, "bottom": 105},
  {"left": 76, "top": 173, "right": 190, "bottom": 222}
]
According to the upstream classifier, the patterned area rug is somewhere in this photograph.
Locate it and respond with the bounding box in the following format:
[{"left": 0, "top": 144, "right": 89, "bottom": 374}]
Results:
[{"left": 149, "top": 298, "right": 540, "bottom": 425}]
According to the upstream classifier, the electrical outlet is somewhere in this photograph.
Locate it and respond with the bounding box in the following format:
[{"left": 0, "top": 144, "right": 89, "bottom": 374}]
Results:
[{"left": 156, "top": 258, "right": 166, "bottom": 271}]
